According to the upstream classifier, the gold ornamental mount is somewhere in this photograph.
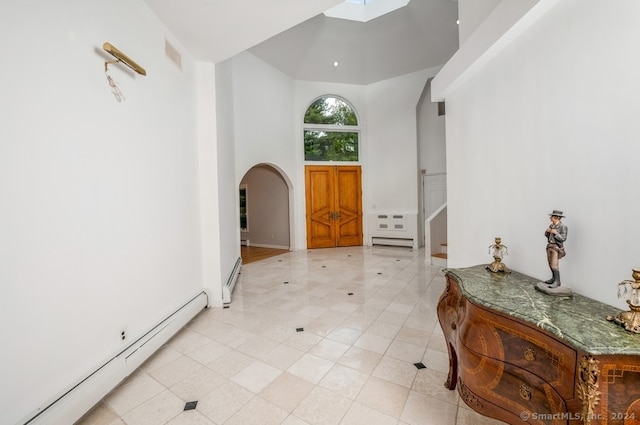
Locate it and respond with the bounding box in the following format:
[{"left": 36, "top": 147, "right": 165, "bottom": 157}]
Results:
[
  {"left": 606, "top": 268, "right": 640, "bottom": 333},
  {"left": 577, "top": 355, "right": 601, "bottom": 425}
]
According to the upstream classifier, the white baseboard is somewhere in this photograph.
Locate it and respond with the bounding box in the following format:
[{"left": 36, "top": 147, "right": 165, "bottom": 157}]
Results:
[
  {"left": 246, "top": 243, "right": 289, "bottom": 250},
  {"left": 431, "top": 255, "right": 448, "bottom": 268},
  {"left": 222, "top": 257, "right": 242, "bottom": 304},
  {"left": 23, "top": 292, "right": 209, "bottom": 425},
  {"left": 371, "top": 236, "right": 414, "bottom": 248}
]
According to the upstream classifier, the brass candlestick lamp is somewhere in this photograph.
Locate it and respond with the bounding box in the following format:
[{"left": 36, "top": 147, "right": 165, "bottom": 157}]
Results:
[
  {"left": 606, "top": 268, "right": 640, "bottom": 333},
  {"left": 486, "top": 237, "right": 511, "bottom": 273}
]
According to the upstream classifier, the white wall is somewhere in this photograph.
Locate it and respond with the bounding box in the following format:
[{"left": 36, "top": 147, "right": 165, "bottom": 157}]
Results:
[
  {"left": 232, "top": 53, "right": 297, "bottom": 179},
  {"left": 294, "top": 81, "right": 368, "bottom": 248},
  {"left": 228, "top": 54, "right": 440, "bottom": 250},
  {"left": 457, "top": 0, "right": 503, "bottom": 46},
  {"left": 365, "top": 69, "right": 439, "bottom": 216},
  {"left": 197, "top": 62, "right": 223, "bottom": 306},
  {"left": 418, "top": 81, "right": 447, "bottom": 175},
  {"left": 295, "top": 75, "right": 431, "bottom": 246},
  {"left": 231, "top": 52, "right": 438, "bottom": 251},
  {"left": 0, "top": 1, "right": 453, "bottom": 422},
  {"left": 214, "top": 60, "right": 241, "bottom": 289},
  {"left": 436, "top": 0, "right": 640, "bottom": 308},
  {"left": 417, "top": 79, "right": 447, "bottom": 246},
  {"left": 0, "top": 1, "right": 209, "bottom": 423},
  {"left": 228, "top": 52, "right": 301, "bottom": 248}
]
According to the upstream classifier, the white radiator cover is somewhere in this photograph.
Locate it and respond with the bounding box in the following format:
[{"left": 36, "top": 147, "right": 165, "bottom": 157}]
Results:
[
  {"left": 222, "top": 257, "right": 242, "bottom": 304},
  {"left": 368, "top": 213, "right": 418, "bottom": 249},
  {"left": 23, "top": 291, "right": 209, "bottom": 425}
]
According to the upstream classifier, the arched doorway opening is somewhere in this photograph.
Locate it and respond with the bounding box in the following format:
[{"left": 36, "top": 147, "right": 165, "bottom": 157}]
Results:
[{"left": 239, "top": 163, "right": 292, "bottom": 263}]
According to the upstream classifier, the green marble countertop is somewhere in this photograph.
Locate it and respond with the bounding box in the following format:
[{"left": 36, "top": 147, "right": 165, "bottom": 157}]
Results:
[{"left": 446, "top": 265, "right": 640, "bottom": 355}]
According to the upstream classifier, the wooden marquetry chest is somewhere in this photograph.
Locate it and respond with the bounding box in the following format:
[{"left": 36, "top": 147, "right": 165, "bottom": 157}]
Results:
[{"left": 437, "top": 265, "right": 640, "bottom": 425}]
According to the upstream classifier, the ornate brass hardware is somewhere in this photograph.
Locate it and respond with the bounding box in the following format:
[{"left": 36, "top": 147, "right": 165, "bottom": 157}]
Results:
[
  {"left": 519, "top": 384, "right": 532, "bottom": 400},
  {"left": 458, "top": 379, "right": 484, "bottom": 408},
  {"left": 607, "top": 268, "right": 640, "bottom": 333},
  {"left": 577, "top": 355, "right": 601, "bottom": 425},
  {"left": 524, "top": 347, "right": 536, "bottom": 361},
  {"left": 328, "top": 211, "right": 341, "bottom": 221}
]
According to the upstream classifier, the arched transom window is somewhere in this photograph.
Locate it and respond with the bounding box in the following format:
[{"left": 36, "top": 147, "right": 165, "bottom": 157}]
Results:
[{"left": 303, "top": 96, "right": 359, "bottom": 162}]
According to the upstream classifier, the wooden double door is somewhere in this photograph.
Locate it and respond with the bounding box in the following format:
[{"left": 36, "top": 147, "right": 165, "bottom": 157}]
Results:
[{"left": 305, "top": 165, "right": 363, "bottom": 249}]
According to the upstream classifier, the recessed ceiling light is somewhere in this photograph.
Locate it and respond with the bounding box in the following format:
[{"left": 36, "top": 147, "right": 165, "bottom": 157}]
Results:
[{"left": 333, "top": 61, "right": 339, "bottom": 67}]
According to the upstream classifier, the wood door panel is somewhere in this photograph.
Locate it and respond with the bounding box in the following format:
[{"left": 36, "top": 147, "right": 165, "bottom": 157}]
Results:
[
  {"left": 306, "top": 166, "right": 336, "bottom": 248},
  {"left": 336, "top": 166, "right": 362, "bottom": 247},
  {"left": 305, "top": 165, "right": 362, "bottom": 249}
]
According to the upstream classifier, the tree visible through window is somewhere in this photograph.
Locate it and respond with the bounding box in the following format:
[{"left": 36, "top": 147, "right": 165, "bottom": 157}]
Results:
[{"left": 303, "top": 96, "right": 359, "bottom": 161}]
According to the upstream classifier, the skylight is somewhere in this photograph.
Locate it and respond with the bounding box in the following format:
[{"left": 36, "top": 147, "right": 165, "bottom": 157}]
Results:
[{"left": 324, "top": 0, "right": 410, "bottom": 22}]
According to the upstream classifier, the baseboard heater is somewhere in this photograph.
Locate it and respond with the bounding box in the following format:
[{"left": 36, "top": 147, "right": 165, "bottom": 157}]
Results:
[
  {"left": 222, "top": 256, "right": 242, "bottom": 304},
  {"left": 368, "top": 213, "right": 417, "bottom": 249},
  {"left": 371, "top": 236, "right": 414, "bottom": 248},
  {"left": 23, "top": 291, "right": 209, "bottom": 425}
]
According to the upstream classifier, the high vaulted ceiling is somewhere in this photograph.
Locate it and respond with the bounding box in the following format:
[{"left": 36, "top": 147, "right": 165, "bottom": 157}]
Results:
[{"left": 143, "top": 0, "right": 460, "bottom": 85}]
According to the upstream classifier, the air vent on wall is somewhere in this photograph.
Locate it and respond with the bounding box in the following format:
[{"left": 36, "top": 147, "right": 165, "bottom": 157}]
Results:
[{"left": 164, "top": 39, "right": 182, "bottom": 70}]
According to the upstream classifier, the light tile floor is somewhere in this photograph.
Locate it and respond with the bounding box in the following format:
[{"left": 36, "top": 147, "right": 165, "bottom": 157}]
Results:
[{"left": 76, "top": 246, "right": 506, "bottom": 425}]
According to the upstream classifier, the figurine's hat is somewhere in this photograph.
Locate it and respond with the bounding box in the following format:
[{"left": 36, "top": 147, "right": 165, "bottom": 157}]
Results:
[{"left": 548, "top": 210, "right": 565, "bottom": 217}]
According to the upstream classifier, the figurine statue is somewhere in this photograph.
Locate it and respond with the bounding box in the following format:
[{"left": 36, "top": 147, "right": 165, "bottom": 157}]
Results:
[
  {"left": 544, "top": 210, "right": 568, "bottom": 288},
  {"left": 536, "top": 210, "right": 573, "bottom": 297}
]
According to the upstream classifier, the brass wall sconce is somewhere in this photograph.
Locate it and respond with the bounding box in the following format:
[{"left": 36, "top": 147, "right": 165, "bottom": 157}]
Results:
[
  {"left": 103, "top": 42, "right": 146, "bottom": 76},
  {"left": 606, "top": 268, "right": 640, "bottom": 333},
  {"left": 486, "top": 237, "right": 510, "bottom": 273}
]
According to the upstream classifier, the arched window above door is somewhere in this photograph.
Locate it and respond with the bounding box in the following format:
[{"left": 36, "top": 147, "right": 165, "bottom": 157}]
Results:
[{"left": 303, "top": 96, "right": 360, "bottom": 162}]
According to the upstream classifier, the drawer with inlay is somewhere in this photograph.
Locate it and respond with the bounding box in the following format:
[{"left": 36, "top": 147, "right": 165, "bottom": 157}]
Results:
[
  {"left": 458, "top": 346, "right": 568, "bottom": 424},
  {"left": 459, "top": 302, "right": 576, "bottom": 399}
]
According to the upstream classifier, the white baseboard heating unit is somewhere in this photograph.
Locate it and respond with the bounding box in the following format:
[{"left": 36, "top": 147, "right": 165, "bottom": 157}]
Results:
[
  {"left": 369, "top": 213, "right": 418, "bottom": 249},
  {"left": 23, "top": 291, "right": 208, "bottom": 425},
  {"left": 371, "top": 236, "right": 414, "bottom": 247},
  {"left": 222, "top": 257, "right": 242, "bottom": 304}
]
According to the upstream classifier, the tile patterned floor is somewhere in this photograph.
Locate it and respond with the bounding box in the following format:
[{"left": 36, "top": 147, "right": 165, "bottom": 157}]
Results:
[{"left": 76, "top": 246, "right": 506, "bottom": 425}]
